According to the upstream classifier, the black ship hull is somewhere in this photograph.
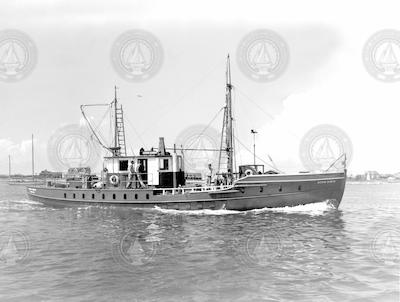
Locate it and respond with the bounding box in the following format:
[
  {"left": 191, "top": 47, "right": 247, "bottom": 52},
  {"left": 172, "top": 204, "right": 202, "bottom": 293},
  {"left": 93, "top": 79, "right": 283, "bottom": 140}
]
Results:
[{"left": 27, "top": 171, "right": 346, "bottom": 210}]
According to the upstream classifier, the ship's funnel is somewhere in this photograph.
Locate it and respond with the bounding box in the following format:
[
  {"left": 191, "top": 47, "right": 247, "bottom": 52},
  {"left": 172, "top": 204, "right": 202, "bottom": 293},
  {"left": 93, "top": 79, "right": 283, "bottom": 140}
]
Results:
[{"left": 158, "top": 137, "right": 166, "bottom": 155}]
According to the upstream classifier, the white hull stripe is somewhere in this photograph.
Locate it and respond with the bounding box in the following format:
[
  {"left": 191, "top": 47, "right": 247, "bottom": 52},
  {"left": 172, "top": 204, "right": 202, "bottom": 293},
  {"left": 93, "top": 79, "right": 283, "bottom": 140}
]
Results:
[{"left": 235, "top": 176, "right": 344, "bottom": 184}]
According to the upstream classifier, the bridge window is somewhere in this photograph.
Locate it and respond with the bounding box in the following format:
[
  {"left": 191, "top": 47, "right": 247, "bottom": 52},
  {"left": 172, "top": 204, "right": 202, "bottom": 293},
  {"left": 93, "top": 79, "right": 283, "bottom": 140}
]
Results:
[
  {"left": 160, "top": 158, "right": 169, "bottom": 170},
  {"left": 119, "top": 160, "right": 128, "bottom": 171},
  {"left": 177, "top": 156, "right": 183, "bottom": 170}
]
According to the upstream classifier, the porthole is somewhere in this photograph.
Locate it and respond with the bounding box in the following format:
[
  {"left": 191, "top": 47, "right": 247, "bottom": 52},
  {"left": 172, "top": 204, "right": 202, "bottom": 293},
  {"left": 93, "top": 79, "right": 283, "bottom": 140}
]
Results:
[
  {"left": 260, "top": 186, "right": 264, "bottom": 193},
  {"left": 102, "top": 194, "right": 105, "bottom": 199},
  {"left": 73, "top": 193, "right": 76, "bottom": 199},
  {"left": 135, "top": 194, "right": 138, "bottom": 200},
  {"left": 278, "top": 186, "right": 282, "bottom": 192},
  {"left": 64, "top": 193, "right": 66, "bottom": 198},
  {"left": 113, "top": 194, "right": 116, "bottom": 200},
  {"left": 82, "top": 194, "right": 85, "bottom": 199},
  {"left": 92, "top": 194, "right": 95, "bottom": 199},
  {"left": 146, "top": 194, "right": 149, "bottom": 200},
  {"left": 298, "top": 185, "right": 302, "bottom": 191},
  {"left": 123, "top": 194, "right": 127, "bottom": 200}
]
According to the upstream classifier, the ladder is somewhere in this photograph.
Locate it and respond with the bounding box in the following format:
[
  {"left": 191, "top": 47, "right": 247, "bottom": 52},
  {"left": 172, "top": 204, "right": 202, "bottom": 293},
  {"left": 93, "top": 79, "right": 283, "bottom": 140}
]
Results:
[{"left": 115, "top": 105, "right": 127, "bottom": 156}]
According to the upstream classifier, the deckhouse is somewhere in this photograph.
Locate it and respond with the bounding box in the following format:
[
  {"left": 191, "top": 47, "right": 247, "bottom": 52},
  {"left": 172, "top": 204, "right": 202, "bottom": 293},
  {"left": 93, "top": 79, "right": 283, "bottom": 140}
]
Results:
[{"left": 103, "top": 137, "right": 185, "bottom": 189}]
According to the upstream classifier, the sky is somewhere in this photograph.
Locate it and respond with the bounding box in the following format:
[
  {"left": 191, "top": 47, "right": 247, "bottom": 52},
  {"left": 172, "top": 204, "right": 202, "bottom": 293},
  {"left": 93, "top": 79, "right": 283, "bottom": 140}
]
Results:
[{"left": 1, "top": 0, "right": 400, "bottom": 175}]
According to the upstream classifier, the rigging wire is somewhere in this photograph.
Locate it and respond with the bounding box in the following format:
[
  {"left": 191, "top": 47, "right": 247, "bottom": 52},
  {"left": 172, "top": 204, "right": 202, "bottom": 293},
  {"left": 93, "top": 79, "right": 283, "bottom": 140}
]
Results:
[
  {"left": 80, "top": 104, "right": 112, "bottom": 153},
  {"left": 185, "top": 106, "right": 225, "bottom": 150},
  {"left": 234, "top": 135, "right": 284, "bottom": 173},
  {"left": 234, "top": 87, "right": 299, "bottom": 139},
  {"left": 124, "top": 115, "right": 148, "bottom": 150},
  {"left": 91, "top": 106, "right": 112, "bottom": 146},
  {"left": 139, "top": 61, "right": 225, "bottom": 137}
]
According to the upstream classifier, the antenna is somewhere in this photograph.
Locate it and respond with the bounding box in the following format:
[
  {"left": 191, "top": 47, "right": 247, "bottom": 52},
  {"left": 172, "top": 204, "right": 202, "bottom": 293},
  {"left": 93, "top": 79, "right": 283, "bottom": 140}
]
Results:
[{"left": 251, "top": 129, "right": 257, "bottom": 165}]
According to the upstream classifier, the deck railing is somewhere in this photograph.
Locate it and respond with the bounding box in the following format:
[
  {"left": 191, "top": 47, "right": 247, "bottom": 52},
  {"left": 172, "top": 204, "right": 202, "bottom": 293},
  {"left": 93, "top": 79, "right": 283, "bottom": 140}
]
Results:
[
  {"left": 157, "top": 185, "right": 233, "bottom": 195},
  {"left": 43, "top": 176, "right": 233, "bottom": 194}
]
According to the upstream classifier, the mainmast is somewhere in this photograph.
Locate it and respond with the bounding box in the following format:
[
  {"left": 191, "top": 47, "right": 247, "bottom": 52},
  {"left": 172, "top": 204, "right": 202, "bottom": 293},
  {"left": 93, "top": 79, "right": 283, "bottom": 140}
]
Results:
[{"left": 225, "top": 55, "right": 234, "bottom": 177}]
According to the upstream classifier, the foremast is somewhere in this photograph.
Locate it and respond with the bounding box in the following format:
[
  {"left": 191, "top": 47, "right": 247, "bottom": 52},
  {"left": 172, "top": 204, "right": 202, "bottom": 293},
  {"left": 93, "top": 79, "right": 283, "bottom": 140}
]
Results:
[
  {"left": 111, "top": 86, "right": 127, "bottom": 157},
  {"left": 81, "top": 86, "right": 127, "bottom": 157}
]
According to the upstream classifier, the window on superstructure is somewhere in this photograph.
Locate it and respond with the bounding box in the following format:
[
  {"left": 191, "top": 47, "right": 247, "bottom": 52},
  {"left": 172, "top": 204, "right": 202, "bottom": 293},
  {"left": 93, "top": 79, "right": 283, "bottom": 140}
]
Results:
[
  {"left": 178, "top": 156, "right": 182, "bottom": 170},
  {"left": 119, "top": 160, "right": 128, "bottom": 171},
  {"left": 160, "top": 158, "right": 169, "bottom": 170}
]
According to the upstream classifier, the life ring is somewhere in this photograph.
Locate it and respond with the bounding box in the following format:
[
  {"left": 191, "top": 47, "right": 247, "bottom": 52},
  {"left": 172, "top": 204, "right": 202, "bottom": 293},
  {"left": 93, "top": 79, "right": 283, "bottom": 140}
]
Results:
[
  {"left": 109, "top": 175, "right": 119, "bottom": 185},
  {"left": 245, "top": 169, "right": 254, "bottom": 176}
]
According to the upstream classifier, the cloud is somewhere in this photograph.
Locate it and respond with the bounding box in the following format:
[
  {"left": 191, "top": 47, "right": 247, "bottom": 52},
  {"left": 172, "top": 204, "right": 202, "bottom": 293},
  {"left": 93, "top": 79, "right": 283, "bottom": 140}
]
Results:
[{"left": 0, "top": 138, "right": 47, "bottom": 175}]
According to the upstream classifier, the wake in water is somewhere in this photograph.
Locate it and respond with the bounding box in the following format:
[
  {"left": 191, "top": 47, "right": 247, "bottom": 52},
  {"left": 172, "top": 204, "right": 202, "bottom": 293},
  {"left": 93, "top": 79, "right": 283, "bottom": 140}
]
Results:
[
  {"left": 0, "top": 199, "right": 44, "bottom": 211},
  {"left": 153, "top": 206, "right": 243, "bottom": 216},
  {"left": 249, "top": 200, "right": 337, "bottom": 216},
  {"left": 153, "top": 200, "right": 337, "bottom": 216}
]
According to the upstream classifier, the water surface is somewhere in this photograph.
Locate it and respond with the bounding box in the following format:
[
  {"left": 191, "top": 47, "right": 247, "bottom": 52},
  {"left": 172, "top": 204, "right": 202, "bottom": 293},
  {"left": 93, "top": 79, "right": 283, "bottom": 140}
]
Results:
[{"left": 0, "top": 181, "right": 399, "bottom": 301}]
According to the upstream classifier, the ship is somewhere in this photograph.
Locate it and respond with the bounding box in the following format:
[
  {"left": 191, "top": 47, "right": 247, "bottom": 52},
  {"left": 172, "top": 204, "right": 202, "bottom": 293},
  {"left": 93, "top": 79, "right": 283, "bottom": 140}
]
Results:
[{"left": 27, "top": 56, "right": 347, "bottom": 210}]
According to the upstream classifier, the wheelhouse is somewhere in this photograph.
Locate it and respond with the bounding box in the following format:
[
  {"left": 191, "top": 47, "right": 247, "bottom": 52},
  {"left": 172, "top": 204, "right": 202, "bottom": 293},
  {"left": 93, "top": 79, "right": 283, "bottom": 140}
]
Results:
[{"left": 103, "top": 137, "right": 185, "bottom": 188}]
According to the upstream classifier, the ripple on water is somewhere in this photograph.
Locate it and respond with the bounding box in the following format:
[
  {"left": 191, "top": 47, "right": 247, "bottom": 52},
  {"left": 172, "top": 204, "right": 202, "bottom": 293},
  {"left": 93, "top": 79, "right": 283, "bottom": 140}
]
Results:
[{"left": 0, "top": 183, "right": 399, "bottom": 301}]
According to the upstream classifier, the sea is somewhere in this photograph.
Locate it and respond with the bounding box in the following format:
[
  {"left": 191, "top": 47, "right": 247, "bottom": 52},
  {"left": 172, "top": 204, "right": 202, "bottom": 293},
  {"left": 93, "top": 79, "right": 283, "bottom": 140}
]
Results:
[{"left": 0, "top": 181, "right": 399, "bottom": 302}]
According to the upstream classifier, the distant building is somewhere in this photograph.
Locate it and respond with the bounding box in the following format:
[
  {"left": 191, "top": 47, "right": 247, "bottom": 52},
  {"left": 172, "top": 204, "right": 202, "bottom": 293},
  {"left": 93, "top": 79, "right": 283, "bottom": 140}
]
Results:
[{"left": 365, "top": 171, "right": 380, "bottom": 181}]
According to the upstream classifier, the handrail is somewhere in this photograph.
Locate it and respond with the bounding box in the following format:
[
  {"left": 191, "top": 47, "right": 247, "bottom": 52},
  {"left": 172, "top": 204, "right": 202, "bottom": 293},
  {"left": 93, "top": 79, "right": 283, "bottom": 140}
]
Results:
[
  {"left": 324, "top": 153, "right": 347, "bottom": 172},
  {"left": 158, "top": 184, "right": 233, "bottom": 195},
  {"left": 43, "top": 176, "right": 233, "bottom": 195}
]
